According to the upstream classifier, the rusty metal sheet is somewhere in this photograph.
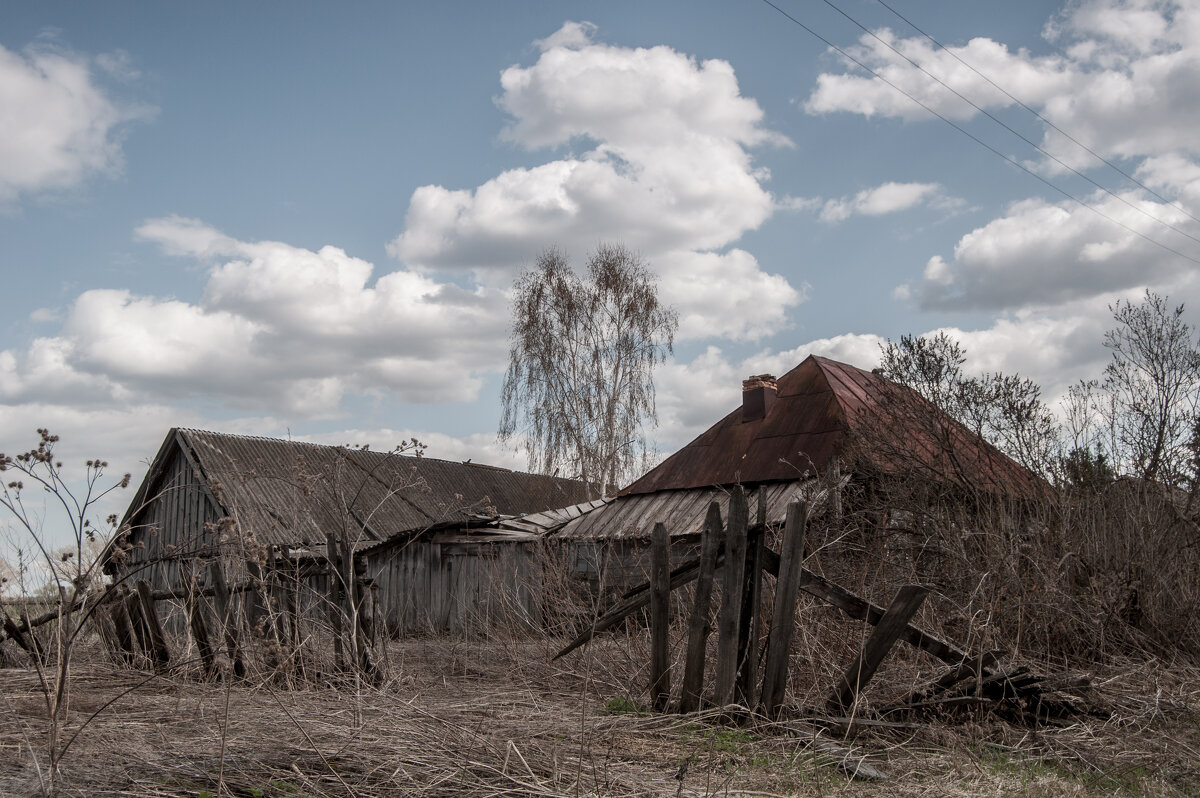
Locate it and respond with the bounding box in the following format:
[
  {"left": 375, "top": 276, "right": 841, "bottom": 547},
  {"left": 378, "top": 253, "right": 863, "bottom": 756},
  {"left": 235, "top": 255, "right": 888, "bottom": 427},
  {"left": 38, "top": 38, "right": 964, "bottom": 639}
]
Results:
[{"left": 622, "top": 355, "right": 1040, "bottom": 498}]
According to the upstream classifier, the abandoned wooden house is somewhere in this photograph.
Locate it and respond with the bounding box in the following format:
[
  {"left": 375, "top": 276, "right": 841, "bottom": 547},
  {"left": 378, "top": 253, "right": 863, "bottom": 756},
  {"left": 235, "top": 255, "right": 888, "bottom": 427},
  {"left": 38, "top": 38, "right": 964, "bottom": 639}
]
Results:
[
  {"left": 105, "top": 428, "right": 593, "bottom": 635},
  {"left": 535, "top": 355, "right": 1041, "bottom": 589}
]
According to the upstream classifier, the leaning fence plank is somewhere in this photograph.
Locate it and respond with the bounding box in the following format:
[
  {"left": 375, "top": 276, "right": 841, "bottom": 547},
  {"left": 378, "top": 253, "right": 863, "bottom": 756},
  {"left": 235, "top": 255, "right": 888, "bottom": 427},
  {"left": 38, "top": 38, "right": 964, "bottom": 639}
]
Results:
[
  {"left": 136, "top": 579, "right": 172, "bottom": 670},
  {"left": 828, "top": 584, "right": 930, "bottom": 713},
  {"left": 2, "top": 611, "right": 40, "bottom": 657},
  {"left": 760, "top": 501, "right": 808, "bottom": 718},
  {"left": 679, "top": 502, "right": 723, "bottom": 713},
  {"left": 713, "top": 486, "right": 749, "bottom": 706},
  {"left": 209, "top": 559, "right": 246, "bottom": 678},
  {"left": 184, "top": 564, "right": 216, "bottom": 676},
  {"left": 649, "top": 521, "right": 671, "bottom": 711},
  {"left": 109, "top": 595, "right": 137, "bottom": 664},
  {"left": 554, "top": 544, "right": 971, "bottom": 671},
  {"left": 125, "top": 588, "right": 152, "bottom": 659},
  {"left": 735, "top": 494, "right": 766, "bottom": 707}
]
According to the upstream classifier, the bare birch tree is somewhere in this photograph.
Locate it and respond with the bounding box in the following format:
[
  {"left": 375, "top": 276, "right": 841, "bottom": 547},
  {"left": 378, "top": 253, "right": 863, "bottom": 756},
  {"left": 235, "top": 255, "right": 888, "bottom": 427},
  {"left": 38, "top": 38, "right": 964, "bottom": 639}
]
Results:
[
  {"left": 878, "top": 333, "right": 1057, "bottom": 477},
  {"left": 499, "top": 245, "right": 677, "bottom": 497},
  {"left": 1102, "top": 290, "right": 1200, "bottom": 485}
]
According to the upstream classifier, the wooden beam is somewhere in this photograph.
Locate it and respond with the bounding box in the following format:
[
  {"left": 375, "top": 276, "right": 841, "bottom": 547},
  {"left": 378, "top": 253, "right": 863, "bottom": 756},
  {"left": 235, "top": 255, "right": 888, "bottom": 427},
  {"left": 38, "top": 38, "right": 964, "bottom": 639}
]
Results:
[
  {"left": 135, "top": 579, "right": 172, "bottom": 670},
  {"left": 108, "top": 597, "right": 137, "bottom": 664},
  {"left": 1, "top": 611, "right": 40, "bottom": 657},
  {"left": 209, "top": 559, "right": 246, "bottom": 678},
  {"left": 648, "top": 521, "right": 671, "bottom": 711},
  {"left": 125, "top": 588, "right": 152, "bottom": 659},
  {"left": 713, "top": 486, "right": 748, "bottom": 706},
  {"left": 679, "top": 502, "right": 722, "bottom": 713},
  {"left": 760, "top": 501, "right": 808, "bottom": 718},
  {"left": 735, "top": 495, "right": 766, "bottom": 708},
  {"left": 828, "top": 585, "right": 930, "bottom": 713},
  {"left": 554, "top": 543, "right": 972, "bottom": 671}
]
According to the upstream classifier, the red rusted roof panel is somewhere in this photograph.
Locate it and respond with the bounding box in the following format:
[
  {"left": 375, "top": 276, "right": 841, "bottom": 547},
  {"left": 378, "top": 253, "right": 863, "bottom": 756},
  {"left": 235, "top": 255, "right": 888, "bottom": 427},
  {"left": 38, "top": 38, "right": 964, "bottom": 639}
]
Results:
[{"left": 624, "top": 355, "right": 1040, "bottom": 497}]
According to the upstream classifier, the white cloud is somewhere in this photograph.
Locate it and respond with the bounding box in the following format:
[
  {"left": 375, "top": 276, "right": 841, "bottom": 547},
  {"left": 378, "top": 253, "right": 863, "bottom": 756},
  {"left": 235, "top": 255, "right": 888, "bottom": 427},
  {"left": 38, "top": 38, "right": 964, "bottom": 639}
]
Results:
[
  {"left": 0, "top": 41, "right": 148, "bottom": 204},
  {"left": 901, "top": 191, "right": 1200, "bottom": 311},
  {"left": 805, "top": 30, "right": 1074, "bottom": 122},
  {"left": 806, "top": 1, "right": 1200, "bottom": 169},
  {"left": 388, "top": 22, "right": 802, "bottom": 342},
  {"left": 817, "top": 181, "right": 947, "bottom": 223},
  {"left": 533, "top": 21, "right": 597, "bottom": 52},
  {"left": 4, "top": 219, "right": 510, "bottom": 418},
  {"left": 657, "top": 249, "right": 804, "bottom": 341}
]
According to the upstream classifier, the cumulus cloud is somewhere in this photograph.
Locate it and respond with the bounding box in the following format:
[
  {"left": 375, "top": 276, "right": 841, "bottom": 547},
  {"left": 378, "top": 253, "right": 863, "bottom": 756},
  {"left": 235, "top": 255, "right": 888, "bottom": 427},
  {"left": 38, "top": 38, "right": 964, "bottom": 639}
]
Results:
[
  {"left": 806, "top": 1, "right": 1200, "bottom": 169},
  {"left": 3, "top": 218, "right": 510, "bottom": 418},
  {"left": 900, "top": 191, "right": 1200, "bottom": 310},
  {"left": 656, "top": 249, "right": 805, "bottom": 341},
  {"left": 816, "top": 181, "right": 950, "bottom": 223},
  {"left": 388, "top": 22, "right": 803, "bottom": 341},
  {"left": 806, "top": 30, "right": 1073, "bottom": 122},
  {"left": 0, "top": 41, "right": 149, "bottom": 204},
  {"left": 804, "top": 1, "right": 1200, "bottom": 313}
]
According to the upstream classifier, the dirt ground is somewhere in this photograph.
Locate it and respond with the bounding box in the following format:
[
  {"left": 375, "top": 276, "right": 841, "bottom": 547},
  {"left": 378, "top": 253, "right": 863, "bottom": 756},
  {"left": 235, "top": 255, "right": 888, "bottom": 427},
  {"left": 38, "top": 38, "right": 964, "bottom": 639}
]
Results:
[{"left": 1, "top": 635, "right": 1198, "bottom": 797}]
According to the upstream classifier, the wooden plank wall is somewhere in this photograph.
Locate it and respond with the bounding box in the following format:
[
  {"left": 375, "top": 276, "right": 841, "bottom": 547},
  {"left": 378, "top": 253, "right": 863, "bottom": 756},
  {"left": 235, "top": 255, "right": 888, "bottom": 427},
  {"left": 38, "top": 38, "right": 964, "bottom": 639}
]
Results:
[
  {"left": 121, "top": 447, "right": 220, "bottom": 593},
  {"left": 364, "top": 540, "right": 545, "bottom": 635}
]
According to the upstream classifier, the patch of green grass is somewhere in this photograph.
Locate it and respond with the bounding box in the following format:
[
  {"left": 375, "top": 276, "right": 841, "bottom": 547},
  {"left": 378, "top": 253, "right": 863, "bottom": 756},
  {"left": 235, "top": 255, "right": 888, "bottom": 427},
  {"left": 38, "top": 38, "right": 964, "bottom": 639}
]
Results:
[{"left": 689, "top": 725, "right": 754, "bottom": 754}]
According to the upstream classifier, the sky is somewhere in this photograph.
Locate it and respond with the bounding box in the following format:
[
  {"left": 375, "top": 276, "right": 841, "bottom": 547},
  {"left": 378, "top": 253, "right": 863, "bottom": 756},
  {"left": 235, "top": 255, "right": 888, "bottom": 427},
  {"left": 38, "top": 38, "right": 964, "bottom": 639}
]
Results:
[{"left": 3, "top": 0, "right": 1200, "bottom": 547}]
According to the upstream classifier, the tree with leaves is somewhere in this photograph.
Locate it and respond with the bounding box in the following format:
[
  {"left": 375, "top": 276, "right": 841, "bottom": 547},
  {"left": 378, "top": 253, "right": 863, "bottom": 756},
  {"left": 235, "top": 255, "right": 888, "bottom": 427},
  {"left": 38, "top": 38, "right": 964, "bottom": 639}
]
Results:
[{"left": 499, "top": 245, "right": 677, "bottom": 497}]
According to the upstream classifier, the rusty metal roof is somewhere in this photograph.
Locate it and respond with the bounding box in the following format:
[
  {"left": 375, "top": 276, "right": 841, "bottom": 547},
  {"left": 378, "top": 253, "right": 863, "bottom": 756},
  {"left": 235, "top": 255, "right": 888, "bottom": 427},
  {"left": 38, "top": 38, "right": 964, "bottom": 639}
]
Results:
[
  {"left": 124, "top": 428, "right": 593, "bottom": 548},
  {"left": 623, "top": 355, "right": 1040, "bottom": 497}
]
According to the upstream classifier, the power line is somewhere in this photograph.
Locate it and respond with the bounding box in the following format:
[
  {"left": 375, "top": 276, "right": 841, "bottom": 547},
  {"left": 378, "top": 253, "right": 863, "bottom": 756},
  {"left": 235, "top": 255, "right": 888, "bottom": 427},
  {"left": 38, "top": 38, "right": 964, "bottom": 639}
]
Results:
[
  {"left": 816, "top": 0, "right": 1200, "bottom": 249},
  {"left": 758, "top": 0, "right": 1200, "bottom": 267},
  {"left": 872, "top": 0, "right": 1200, "bottom": 227}
]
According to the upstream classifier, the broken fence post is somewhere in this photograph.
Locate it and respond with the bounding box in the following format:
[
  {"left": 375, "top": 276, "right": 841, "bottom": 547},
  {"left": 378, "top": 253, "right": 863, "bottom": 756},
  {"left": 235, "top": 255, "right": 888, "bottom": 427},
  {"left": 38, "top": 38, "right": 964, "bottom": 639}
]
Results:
[
  {"left": 184, "top": 562, "right": 217, "bottom": 677},
  {"left": 828, "top": 584, "right": 930, "bottom": 714},
  {"left": 679, "top": 502, "right": 723, "bottom": 713},
  {"left": 125, "top": 587, "right": 152, "bottom": 662},
  {"left": 109, "top": 594, "right": 138, "bottom": 665},
  {"left": 736, "top": 493, "right": 767, "bottom": 708},
  {"left": 135, "top": 579, "right": 172, "bottom": 670},
  {"left": 713, "top": 486, "right": 749, "bottom": 706},
  {"left": 760, "top": 501, "right": 808, "bottom": 719},
  {"left": 209, "top": 559, "right": 246, "bottom": 678},
  {"left": 649, "top": 521, "right": 671, "bottom": 711}
]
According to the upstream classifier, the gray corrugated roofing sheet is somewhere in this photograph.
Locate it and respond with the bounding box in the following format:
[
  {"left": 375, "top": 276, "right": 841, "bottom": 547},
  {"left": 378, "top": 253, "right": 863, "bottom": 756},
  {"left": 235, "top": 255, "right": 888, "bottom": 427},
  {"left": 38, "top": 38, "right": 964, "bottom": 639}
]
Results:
[
  {"left": 554, "top": 479, "right": 838, "bottom": 541},
  {"left": 490, "top": 498, "right": 611, "bottom": 535},
  {"left": 139, "top": 429, "right": 592, "bottom": 548}
]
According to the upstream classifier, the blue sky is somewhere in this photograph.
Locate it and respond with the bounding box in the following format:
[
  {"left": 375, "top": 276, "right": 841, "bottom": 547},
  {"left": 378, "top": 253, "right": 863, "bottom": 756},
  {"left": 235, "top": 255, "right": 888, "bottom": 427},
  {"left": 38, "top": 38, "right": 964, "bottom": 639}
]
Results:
[{"left": 3, "top": 0, "right": 1199, "bottom": 546}]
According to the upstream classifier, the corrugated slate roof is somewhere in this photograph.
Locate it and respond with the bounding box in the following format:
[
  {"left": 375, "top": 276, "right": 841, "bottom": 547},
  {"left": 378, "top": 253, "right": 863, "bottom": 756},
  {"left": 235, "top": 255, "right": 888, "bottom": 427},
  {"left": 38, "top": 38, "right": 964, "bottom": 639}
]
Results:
[
  {"left": 554, "top": 479, "right": 837, "bottom": 541},
  {"left": 623, "top": 355, "right": 1039, "bottom": 497},
  {"left": 125, "top": 428, "right": 593, "bottom": 548}
]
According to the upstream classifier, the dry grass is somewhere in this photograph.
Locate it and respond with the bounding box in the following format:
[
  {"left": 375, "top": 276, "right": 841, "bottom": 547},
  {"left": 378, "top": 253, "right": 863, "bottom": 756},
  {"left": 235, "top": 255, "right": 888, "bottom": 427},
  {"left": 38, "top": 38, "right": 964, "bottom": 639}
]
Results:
[{"left": 2, "top": 633, "right": 1198, "bottom": 798}]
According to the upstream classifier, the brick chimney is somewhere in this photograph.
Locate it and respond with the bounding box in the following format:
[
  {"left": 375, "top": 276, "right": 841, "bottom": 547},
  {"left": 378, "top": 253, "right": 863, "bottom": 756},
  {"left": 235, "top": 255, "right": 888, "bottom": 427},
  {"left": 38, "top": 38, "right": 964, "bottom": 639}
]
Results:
[{"left": 741, "top": 374, "right": 777, "bottom": 422}]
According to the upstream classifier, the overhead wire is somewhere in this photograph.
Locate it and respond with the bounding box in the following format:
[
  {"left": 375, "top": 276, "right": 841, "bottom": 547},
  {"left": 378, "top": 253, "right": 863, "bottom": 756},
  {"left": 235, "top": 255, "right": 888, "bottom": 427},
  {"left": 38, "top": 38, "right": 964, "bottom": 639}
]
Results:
[
  {"left": 872, "top": 0, "right": 1200, "bottom": 227},
  {"left": 758, "top": 0, "right": 1200, "bottom": 267},
  {"left": 816, "top": 0, "right": 1200, "bottom": 248}
]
